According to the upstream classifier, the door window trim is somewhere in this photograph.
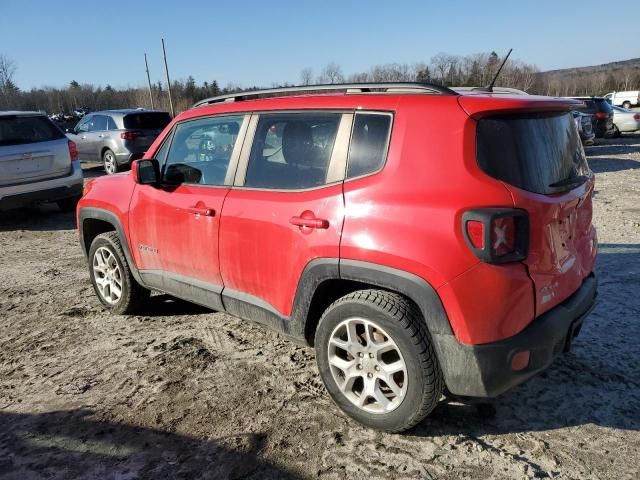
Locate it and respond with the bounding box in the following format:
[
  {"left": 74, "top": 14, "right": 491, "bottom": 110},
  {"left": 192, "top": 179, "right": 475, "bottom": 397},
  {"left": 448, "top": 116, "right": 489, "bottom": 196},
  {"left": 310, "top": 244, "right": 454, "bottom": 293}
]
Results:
[{"left": 233, "top": 110, "right": 353, "bottom": 192}]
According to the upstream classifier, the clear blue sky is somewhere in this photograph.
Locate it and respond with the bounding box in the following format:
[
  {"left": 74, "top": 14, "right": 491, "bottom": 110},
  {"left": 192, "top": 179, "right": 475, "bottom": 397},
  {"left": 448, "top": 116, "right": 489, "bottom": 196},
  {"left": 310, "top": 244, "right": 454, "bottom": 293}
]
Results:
[{"left": 2, "top": 0, "right": 638, "bottom": 90}]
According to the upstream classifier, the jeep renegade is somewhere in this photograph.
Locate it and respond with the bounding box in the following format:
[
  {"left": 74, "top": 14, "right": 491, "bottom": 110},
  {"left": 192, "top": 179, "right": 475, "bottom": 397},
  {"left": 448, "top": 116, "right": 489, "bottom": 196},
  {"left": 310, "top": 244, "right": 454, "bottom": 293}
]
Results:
[{"left": 78, "top": 83, "right": 598, "bottom": 432}]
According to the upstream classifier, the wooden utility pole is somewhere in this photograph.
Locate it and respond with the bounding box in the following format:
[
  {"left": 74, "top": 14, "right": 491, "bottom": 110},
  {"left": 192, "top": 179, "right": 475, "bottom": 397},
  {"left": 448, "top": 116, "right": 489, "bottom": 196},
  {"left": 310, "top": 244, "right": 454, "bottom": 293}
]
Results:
[
  {"left": 144, "top": 53, "right": 155, "bottom": 109},
  {"left": 161, "top": 39, "right": 175, "bottom": 117}
]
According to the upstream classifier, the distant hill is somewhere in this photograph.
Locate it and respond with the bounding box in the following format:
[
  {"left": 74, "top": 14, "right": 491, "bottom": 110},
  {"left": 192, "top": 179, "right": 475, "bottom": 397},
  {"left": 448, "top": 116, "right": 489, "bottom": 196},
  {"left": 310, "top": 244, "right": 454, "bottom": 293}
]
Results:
[
  {"left": 542, "top": 58, "right": 640, "bottom": 76},
  {"left": 534, "top": 58, "right": 640, "bottom": 96}
]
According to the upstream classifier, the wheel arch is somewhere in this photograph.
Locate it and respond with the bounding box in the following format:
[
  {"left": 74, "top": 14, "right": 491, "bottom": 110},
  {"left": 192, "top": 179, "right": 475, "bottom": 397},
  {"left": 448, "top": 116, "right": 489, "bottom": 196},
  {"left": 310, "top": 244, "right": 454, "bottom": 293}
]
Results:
[
  {"left": 292, "top": 258, "right": 453, "bottom": 345},
  {"left": 78, "top": 207, "right": 143, "bottom": 284}
]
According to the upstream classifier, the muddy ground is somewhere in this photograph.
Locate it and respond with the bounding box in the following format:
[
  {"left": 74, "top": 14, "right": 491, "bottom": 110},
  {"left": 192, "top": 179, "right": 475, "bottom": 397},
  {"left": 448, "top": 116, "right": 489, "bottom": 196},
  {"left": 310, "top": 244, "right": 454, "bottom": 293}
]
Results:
[{"left": 0, "top": 136, "right": 638, "bottom": 480}]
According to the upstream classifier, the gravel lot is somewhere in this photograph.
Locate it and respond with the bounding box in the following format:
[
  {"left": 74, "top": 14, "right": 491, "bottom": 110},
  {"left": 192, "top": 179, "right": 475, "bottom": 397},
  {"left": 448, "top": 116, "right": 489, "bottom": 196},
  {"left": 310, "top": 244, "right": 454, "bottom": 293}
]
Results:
[{"left": 0, "top": 136, "right": 638, "bottom": 480}]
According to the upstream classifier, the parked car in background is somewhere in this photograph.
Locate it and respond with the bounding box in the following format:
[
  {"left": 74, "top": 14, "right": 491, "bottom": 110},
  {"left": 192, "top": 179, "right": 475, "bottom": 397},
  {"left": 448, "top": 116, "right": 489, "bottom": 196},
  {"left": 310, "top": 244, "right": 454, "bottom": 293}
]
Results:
[
  {"left": 567, "top": 96, "right": 615, "bottom": 138},
  {"left": 0, "top": 111, "right": 83, "bottom": 211},
  {"left": 604, "top": 91, "right": 640, "bottom": 109},
  {"left": 67, "top": 109, "right": 171, "bottom": 174},
  {"left": 78, "top": 83, "right": 597, "bottom": 432},
  {"left": 572, "top": 111, "right": 595, "bottom": 145},
  {"left": 611, "top": 105, "right": 640, "bottom": 135}
]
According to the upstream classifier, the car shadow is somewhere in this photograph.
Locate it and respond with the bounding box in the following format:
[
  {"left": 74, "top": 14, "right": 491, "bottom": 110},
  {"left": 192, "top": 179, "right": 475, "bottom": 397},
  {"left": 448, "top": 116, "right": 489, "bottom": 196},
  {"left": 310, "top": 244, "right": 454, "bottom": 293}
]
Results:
[
  {"left": 0, "top": 409, "right": 297, "bottom": 479},
  {"left": 81, "top": 162, "right": 106, "bottom": 179},
  {"left": 588, "top": 156, "right": 640, "bottom": 173},
  {"left": 410, "top": 243, "right": 640, "bottom": 438},
  {"left": 0, "top": 205, "right": 76, "bottom": 232},
  {"left": 142, "top": 294, "right": 213, "bottom": 317}
]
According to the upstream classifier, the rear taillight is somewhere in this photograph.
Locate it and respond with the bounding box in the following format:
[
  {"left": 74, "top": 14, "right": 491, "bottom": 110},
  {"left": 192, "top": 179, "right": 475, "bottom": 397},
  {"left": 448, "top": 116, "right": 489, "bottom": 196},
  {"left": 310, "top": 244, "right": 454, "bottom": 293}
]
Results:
[
  {"left": 463, "top": 208, "right": 529, "bottom": 264},
  {"left": 594, "top": 112, "right": 609, "bottom": 119},
  {"left": 121, "top": 130, "right": 141, "bottom": 140},
  {"left": 68, "top": 140, "right": 78, "bottom": 161},
  {"left": 634, "top": 114, "right": 640, "bottom": 120}
]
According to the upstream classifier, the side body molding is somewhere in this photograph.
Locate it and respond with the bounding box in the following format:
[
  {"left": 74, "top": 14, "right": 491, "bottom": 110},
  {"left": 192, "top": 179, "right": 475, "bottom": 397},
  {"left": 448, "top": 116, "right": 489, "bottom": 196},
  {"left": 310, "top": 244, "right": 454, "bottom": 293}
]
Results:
[{"left": 78, "top": 211, "right": 453, "bottom": 342}]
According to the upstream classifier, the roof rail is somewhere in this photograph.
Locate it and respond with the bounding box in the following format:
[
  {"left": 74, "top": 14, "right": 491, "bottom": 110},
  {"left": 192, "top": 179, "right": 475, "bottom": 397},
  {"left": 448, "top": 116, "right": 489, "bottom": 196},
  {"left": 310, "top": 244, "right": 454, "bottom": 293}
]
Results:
[{"left": 192, "top": 82, "right": 458, "bottom": 108}]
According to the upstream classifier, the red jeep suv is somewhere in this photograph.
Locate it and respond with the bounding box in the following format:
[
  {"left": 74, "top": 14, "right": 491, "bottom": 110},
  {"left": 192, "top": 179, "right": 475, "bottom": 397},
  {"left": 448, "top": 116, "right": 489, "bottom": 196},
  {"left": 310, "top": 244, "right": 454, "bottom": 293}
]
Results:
[{"left": 78, "top": 83, "right": 598, "bottom": 432}]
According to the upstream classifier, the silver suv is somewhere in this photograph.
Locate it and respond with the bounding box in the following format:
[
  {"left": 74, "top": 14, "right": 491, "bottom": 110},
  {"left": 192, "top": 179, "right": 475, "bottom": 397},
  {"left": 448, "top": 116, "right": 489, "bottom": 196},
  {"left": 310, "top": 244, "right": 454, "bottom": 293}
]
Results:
[
  {"left": 0, "top": 111, "right": 83, "bottom": 211},
  {"left": 67, "top": 109, "right": 171, "bottom": 174}
]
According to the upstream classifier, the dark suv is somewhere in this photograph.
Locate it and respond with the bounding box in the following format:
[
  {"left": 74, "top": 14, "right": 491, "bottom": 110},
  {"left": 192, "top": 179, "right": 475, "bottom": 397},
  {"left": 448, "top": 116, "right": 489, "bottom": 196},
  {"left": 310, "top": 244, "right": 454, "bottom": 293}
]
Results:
[
  {"left": 67, "top": 109, "right": 171, "bottom": 174},
  {"left": 78, "top": 83, "right": 598, "bottom": 432},
  {"left": 568, "top": 96, "right": 615, "bottom": 138}
]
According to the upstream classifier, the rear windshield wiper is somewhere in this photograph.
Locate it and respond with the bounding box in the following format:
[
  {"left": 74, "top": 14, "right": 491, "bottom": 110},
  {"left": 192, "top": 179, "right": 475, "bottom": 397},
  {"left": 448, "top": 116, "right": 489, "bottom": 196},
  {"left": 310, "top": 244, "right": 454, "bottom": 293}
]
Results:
[{"left": 549, "top": 175, "right": 589, "bottom": 189}]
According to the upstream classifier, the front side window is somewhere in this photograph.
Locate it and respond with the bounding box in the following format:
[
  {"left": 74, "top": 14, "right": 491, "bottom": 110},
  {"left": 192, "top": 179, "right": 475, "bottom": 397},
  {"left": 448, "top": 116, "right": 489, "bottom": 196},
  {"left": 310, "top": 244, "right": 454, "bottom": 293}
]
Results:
[
  {"left": 347, "top": 113, "right": 392, "bottom": 178},
  {"left": 244, "top": 113, "right": 341, "bottom": 189},
  {"left": 162, "top": 115, "right": 244, "bottom": 186},
  {"left": 76, "top": 116, "right": 91, "bottom": 133}
]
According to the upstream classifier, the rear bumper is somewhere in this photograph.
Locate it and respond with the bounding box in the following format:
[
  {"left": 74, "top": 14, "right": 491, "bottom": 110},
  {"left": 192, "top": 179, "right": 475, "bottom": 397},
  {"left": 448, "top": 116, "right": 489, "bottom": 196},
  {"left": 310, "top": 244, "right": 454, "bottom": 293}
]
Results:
[
  {"left": 0, "top": 160, "right": 83, "bottom": 210},
  {"left": 115, "top": 151, "right": 144, "bottom": 166},
  {"left": 433, "top": 272, "right": 598, "bottom": 397}
]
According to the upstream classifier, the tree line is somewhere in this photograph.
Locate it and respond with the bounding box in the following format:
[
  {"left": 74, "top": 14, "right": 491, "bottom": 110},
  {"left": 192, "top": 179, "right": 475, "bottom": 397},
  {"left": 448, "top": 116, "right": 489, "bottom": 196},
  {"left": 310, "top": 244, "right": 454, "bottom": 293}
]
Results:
[{"left": 1, "top": 52, "right": 639, "bottom": 116}]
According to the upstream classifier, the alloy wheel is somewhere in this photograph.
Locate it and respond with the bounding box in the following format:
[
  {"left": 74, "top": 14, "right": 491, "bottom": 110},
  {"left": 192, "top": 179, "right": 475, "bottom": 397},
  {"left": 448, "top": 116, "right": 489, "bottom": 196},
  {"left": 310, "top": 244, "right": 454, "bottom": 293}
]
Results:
[
  {"left": 92, "top": 246, "right": 123, "bottom": 304},
  {"left": 327, "top": 317, "right": 408, "bottom": 414}
]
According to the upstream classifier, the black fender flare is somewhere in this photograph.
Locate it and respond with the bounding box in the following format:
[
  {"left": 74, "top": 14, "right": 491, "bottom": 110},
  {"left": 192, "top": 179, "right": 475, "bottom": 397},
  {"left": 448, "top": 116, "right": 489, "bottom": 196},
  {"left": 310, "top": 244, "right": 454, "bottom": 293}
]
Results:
[
  {"left": 78, "top": 207, "right": 144, "bottom": 285},
  {"left": 289, "top": 258, "right": 453, "bottom": 340}
]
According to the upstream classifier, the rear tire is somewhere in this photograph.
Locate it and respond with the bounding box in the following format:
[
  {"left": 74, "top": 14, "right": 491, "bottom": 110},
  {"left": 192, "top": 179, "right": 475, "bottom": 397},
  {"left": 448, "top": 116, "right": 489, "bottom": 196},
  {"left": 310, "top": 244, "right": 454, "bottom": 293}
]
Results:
[
  {"left": 88, "top": 231, "right": 149, "bottom": 314},
  {"left": 103, "top": 149, "right": 119, "bottom": 174},
  {"left": 314, "top": 289, "right": 443, "bottom": 432},
  {"left": 613, "top": 125, "right": 621, "bottom": 138}
]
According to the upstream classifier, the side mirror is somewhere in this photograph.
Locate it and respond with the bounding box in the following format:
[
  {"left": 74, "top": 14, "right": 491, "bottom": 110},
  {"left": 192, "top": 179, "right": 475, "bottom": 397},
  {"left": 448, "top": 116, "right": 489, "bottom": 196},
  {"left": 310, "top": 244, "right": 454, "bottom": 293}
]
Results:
[{"left": 133, "top": 159, "right": 160, "bottom": 185}]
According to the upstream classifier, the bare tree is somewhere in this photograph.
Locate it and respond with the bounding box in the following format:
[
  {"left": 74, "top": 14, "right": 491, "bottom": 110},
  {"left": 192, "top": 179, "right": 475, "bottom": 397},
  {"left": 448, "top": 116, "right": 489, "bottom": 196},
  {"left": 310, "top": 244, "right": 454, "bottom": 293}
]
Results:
[
  {"left": 318, "top": 62, "right": 344, "bottom": 84},
  {"left": 300, "top": 68, "right": 314, "bottom": 86},
  {"left": 0, "top": 54, "right": 16, "bottom": 89},
  {"left": 0, "top": 54, "right": 19, "bottom": 108}
]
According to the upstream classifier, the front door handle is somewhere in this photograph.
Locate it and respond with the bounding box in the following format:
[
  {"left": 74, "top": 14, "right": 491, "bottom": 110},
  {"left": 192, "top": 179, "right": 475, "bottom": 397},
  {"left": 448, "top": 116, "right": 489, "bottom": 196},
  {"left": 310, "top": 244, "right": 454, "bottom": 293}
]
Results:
[
  {"left": 290, "top": 211, "right": 329, "bottom": 229},
  {"left": 186, "top": 206, "right": 215, "bottom": 216}
]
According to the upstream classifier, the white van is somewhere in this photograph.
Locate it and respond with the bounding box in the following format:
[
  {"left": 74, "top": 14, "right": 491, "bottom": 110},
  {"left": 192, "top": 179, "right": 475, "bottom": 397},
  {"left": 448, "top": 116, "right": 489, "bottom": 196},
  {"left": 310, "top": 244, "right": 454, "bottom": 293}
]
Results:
[{"left": 604, "top": 91, "right": 640, "bottom": 109}]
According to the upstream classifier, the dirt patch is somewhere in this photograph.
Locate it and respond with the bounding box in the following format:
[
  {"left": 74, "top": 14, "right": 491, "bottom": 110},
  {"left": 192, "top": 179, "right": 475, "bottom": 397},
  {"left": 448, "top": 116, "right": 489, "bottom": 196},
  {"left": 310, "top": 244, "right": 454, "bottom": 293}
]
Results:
[{"left": 1, "top": 138, "right": 639, "bottom": 479}]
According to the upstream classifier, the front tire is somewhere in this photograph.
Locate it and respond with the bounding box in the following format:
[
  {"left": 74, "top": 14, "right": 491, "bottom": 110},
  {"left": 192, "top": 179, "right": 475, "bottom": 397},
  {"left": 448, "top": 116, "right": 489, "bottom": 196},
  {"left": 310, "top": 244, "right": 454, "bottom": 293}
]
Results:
[
  {"left": 315, "top": 290, "right": 443, "bottom": 432},
  {"left": 88, "top": 232, "right": 149, "bottom": 314},
  {"left": 623, "top": 101, "right": 631, "bottom": 110},
  {"left": 103, "top": 149, "right": 119, "bottom": 174}
]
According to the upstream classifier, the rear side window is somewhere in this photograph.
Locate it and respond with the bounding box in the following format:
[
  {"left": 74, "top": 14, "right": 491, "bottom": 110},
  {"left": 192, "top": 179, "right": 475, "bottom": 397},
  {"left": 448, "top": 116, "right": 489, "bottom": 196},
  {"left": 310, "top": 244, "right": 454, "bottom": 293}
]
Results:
[
  {"left": 347, "top": 113, "right": 392, "bottom": 178},
  {"left": 124, "top": 112, "right": 172, "bottom": 130},
  {"left": 477, "top": 112, "right": 590, "bottom": 195},
  {"left": 245, "top": 113, "right": 341, "bottom": 189},
  {"left": 106, "top": 116, "right": 118, "bottom": 130},
  {"left": 0, "top": 115, "right": 65, "bottom": 146}
]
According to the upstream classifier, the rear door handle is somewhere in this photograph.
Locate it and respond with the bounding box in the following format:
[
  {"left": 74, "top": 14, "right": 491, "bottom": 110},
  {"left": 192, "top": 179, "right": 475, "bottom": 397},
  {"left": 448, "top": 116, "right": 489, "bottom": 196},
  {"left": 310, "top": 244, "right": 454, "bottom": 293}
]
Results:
[
  {"left": 186, "top": 207, "right": 215, "bottom": 216},
  {"left": 290, "top": 214, "right": 329, "bottom": 229}
]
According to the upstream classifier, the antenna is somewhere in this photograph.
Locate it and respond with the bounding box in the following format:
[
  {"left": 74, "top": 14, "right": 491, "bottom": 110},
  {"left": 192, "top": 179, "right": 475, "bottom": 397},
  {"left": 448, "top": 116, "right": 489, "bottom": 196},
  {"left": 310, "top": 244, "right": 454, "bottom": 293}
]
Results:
[{"left": 487, "top": 48, "right": 513, "bottom": 92}]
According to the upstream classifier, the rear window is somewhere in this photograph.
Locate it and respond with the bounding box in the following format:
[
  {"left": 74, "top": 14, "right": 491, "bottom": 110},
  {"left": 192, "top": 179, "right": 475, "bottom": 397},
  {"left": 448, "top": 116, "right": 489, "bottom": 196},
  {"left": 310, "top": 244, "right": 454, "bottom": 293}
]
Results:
[
  {"left": 0, "top": 115, "right": 65, "bottom": 146},
  {"left": 123, "top": 112, "right": 171, "bottom": 130},
  {"left": 477, "top": 112, "right": 590, "bottom": 194}
]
